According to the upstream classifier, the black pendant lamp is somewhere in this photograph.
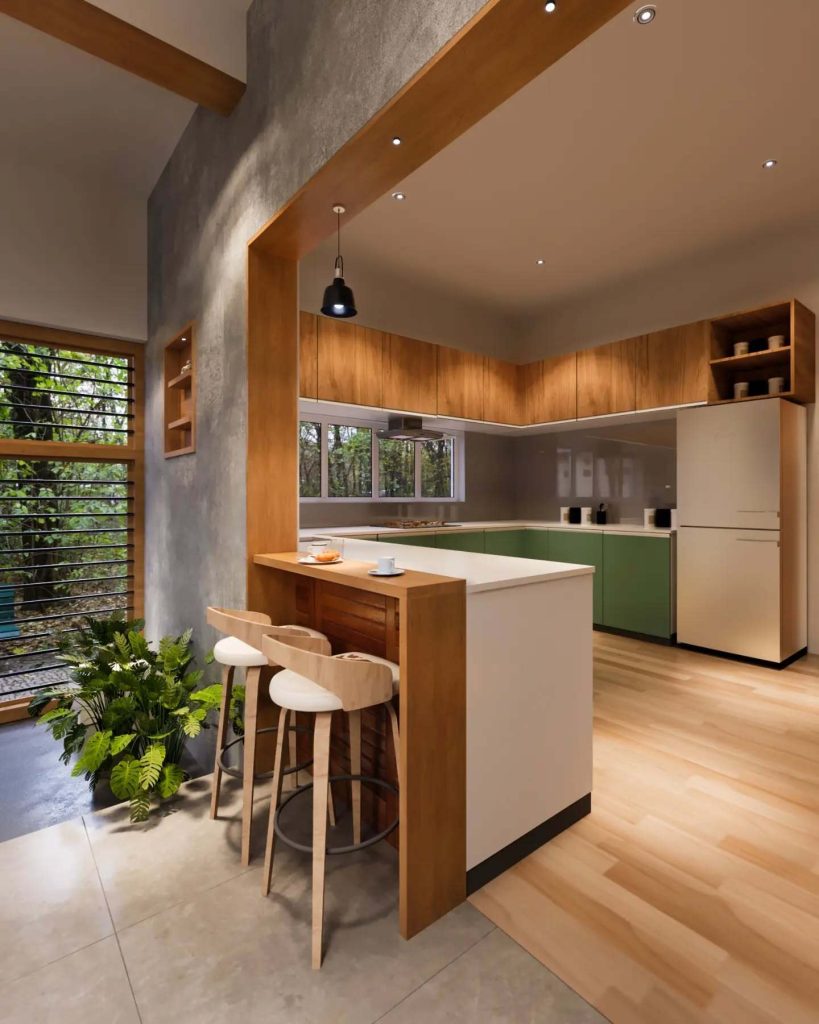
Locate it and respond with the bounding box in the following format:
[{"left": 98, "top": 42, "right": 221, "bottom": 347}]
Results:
[{"left": 321, "top": 204, "right": 357, "bottom": 318}]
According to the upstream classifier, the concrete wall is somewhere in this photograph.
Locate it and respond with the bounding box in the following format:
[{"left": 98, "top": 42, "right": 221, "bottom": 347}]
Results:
[
  {"left": 0, "top": 153, "right": 146, "bottom": 341},
  {"left": 146, "top": 0, "right": 489, "bottom": 656}
]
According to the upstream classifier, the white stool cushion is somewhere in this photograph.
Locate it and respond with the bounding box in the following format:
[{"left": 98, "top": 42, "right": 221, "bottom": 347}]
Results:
[
  {"left": 214, "top": 636, "right": 267, "bottom": 668},
  {"left": 269, "top": 670, "right": 343, "bottom": 713},
  {"left": 341, "top": 652, "right": 400, "bottom": 694}
]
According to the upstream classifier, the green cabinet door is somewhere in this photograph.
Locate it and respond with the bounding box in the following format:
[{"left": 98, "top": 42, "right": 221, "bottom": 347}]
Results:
[
  {"left": 484, "top": 530, "right": 529, "bottom": 557},
  {"left": 546, "top": 530, "right": 604, "bottom": 624},
  {"left": 434, "top": 530, "right": 485, "bottom": 553},
  {"left": 522, "top": 529, "right": 550, "bottom": 560},
  {"left": 377, "top": 533, "right": 438, "bottom": 547},
  {"left": 602, "top": 535, "right": 671, "bottom": 638}
]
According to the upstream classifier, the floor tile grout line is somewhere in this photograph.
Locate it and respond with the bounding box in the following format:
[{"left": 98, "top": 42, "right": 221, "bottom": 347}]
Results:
[
  {"left": 368, "top": 923, "right": 498, "bottom": 1024},
  {"left": 3, "top": 932, "right": 114, "bottom": 988},
  {"left": 81, "top": 816, "right": 145, "bottom": 1024}
]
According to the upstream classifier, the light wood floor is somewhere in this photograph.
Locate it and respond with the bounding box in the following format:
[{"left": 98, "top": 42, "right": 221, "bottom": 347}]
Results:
[{"left": 470, "top": 631, "right": 819, "bottom": 1024}]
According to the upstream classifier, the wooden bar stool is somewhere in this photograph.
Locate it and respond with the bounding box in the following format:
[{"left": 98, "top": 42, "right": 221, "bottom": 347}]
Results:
[
  {"left": 259, "top": 631, "right": 401, "bottom": 969},
  {"left": 206, "top": 607, "right": 330, "bottom": 866}
]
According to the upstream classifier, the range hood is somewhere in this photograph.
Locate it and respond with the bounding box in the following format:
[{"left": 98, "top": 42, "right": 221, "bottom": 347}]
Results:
[{"left": 377, "top": 415, "right": 444, "bottom": 442}]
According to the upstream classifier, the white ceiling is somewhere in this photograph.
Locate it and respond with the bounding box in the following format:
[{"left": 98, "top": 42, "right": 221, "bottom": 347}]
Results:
[
  {"left": 0, "top": 0, "right": 251, "bottom": 192},
  {"left": 312, "top": 0, "right": 819, "bottom": 318}
]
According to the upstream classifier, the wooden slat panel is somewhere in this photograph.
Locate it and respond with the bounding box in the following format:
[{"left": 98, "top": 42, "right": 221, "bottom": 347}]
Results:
[
  {"left": 317, "top": 319, "right": 384, "bottom": 407},
  {"left": 437, "top": 346, "right": 484, "bottom": 420},
  {"left": 0, "top": 0, "right": 245, "bottom": 116},
  {"left": 298, "top": 311, "right": 318, "bottom": 399},
  {"left": 382, "top": 333, "right": 438, "bottom": 414}
]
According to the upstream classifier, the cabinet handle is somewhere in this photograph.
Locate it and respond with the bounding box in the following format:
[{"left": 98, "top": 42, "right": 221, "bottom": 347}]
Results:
[
  {"left": 736, "top": 538, "right": 780, "bottom": 545},
  {"left": 736, "top": 510, "right": 780, "bottom": 515}
]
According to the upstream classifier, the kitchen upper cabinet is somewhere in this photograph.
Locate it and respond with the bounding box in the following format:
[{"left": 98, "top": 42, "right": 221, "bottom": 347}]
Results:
[
  {"left": 523, "top": 353, "right": 577, "bottom": 424},
  {"left": 576, "top": 337, "right": 639, "bottom": 418},
  {"left": 317, "top": 318, "right": 384, "bottom": 408},
  {"left": 437, "top": 346, "right": 485, "bottom": 420},
  {"left": 636, "top": 322, "right": 709, "bottom": 410},
  {"left": 484, "top": 357, "right": 522, "bottom": 425},
  {"left": 382, "top": 333, "right": 438, "bottom": 414},
  {"left": 299, "top": 311, "right": 318, "bottom": 399}
]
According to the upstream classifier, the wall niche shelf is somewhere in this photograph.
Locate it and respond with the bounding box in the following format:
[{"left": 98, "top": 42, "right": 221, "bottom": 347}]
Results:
[
  {"left": 707, "top": 300, "right": 813, "bottom": 405},
  {"left": 164, "top": 324, "right": 196, "bottom": 457}
]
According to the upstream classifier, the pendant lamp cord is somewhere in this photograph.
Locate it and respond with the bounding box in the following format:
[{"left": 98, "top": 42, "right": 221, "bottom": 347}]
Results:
[{"left": 335, "top": 210, "right": 343, "bottom": 275}]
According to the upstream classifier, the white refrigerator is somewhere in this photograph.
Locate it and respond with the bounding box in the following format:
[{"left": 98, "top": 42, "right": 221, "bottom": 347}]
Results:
[{"left": 677, "top": 399, "right": 806, "bottom": 664}]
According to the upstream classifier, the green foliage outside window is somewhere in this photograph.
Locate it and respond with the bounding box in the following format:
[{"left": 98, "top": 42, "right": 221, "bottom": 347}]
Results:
[
  {"left": 421, "top": 439, "right": 454, "bottom": 498},
  {"left": 328, "top": 424, "right": 372, "bottom": 498},
  {"left": 379, "top": 439, "right": 415, "bottom": 497}
]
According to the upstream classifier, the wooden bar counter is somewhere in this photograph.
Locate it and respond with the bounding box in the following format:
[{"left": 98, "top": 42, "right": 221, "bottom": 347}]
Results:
[{"left": 252, "top": 550, "right": 467, "bottom": 940}]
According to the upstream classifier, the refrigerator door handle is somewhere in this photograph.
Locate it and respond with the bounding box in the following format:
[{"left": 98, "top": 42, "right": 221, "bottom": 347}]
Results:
[
  {"left": 736, "top": 510, "right": 780, "bottom": 515},
  {"left": 736, "top": 537, "right": 780, "bottom": 545}
]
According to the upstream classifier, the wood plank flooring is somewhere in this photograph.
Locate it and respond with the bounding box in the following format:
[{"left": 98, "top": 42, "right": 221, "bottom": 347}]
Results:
[{"left": 470, "top": 632, "right": 819, "bottom": 1024}]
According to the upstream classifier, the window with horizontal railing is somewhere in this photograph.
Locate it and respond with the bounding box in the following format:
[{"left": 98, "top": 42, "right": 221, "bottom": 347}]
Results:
[{"left": 0, "top": 329, "right": 142, "bottom": 710}]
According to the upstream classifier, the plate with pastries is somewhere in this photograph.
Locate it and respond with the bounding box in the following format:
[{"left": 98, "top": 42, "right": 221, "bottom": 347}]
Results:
[{"left": 299, "top": 540, "right": 344, "bottom": 566}]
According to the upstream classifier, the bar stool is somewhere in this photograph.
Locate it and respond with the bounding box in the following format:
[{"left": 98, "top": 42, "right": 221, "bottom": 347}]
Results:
[
  {"left": 260, "top": 630, "right": 401, "bottom": 969},
  {"left": 206, "top": 607, "right": 330, "bottom": 866}
]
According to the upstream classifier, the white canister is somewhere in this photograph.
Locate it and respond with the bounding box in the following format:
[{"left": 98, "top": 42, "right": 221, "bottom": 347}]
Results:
[
  {"left": 559, "top": 506, "right": 570, "bottom": 524},
  {"left": 581, "top": 506, "right": 593, "bottom": 525},
  {"left": 733, "top": 341, "right": 750, "bottom": 357},
  {"left": 643, "top": 508, "right": 656, "bottom": 528},
  {"left": 768, "top": 335, "right": 787, "bottom": 350},
  {"left": 768, "top": 376, "right": 785, "bottom": 394},
  {"left": 734, "top": 381, "right": 750, "bottom": 399}
]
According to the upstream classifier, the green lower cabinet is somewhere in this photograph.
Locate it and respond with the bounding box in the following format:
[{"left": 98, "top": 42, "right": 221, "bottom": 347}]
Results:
[
  {"left": 602, "top": 535, "right": 671, "bottom": 638},
  {"left": 434, "top": 530, "right": 485, "bottom": 553},
  {"left": 546, "top": 530, "right": 603, "bottom": 624},
  {"left": 377, "top": 533, "right": 437, "bottom": 547},
  {"left": 522, "top": 529, "right": 550, "bottom": 560},
  {"left": 484, "top": 530, "right": 529, "bottom": 557}
]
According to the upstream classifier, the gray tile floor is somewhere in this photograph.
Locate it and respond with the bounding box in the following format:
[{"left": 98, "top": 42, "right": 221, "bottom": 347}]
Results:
[{"left": 0, "top": 773, "right": 607, "bottom": 1024}]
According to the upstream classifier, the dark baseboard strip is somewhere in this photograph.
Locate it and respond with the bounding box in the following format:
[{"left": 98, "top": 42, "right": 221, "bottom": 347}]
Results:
[
  {"left": 677, "top": 642, "right": 808, "bottom": 671},
  {"left": 466, "top": 793, "right": 591, "bottom": 895},
  {"left": 594, "top": 624, "right": 676, "bottom": 646}
]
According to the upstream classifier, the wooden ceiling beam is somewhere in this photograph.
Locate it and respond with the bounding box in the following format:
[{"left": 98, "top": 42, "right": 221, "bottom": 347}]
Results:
[{"left": 0, "top": 0, "right": 245, "bottom": 116}]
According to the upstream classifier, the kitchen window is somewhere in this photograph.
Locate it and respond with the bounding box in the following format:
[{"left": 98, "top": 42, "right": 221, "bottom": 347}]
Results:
[{"left": 299, "top": 414, "right": 463, "bottom": 502}]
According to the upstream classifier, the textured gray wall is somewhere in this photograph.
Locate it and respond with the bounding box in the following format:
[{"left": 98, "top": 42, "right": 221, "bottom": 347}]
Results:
[{"left": 146, "top": 0, "right": 489, "bottom": 656}]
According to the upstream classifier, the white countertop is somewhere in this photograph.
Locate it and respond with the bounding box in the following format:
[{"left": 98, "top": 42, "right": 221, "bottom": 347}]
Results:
[
  {"left": 303, "top": 537, "right": 594, "bottom": 594},
  {"left": 300, "top": 519, "right": 676, "bottom": 539}
]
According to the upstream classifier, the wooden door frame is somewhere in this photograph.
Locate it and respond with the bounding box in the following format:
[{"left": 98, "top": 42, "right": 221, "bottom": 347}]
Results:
[
  {"left": 246, "top": 0, "right": 633, "bottom": 935},
  {"left": 0, "top": 318, "right": 145, "bottom": 723}
]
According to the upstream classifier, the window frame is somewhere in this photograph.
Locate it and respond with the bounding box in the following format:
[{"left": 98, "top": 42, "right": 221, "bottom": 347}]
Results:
[{"left": 299, "top": 411, "right": 464, "bottom": 503}]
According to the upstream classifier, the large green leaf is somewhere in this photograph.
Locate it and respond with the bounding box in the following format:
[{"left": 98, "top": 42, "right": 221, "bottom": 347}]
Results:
[
  {"left": 138, "top": 744, "right": 166, "bottom": 790},
  {"left": 110, "top": 755, "right": 141, "bottom": 799},
  {"left": 71, "top": 730, "right": 112, "bottom": 777},
  {"left": 157, "top": 763, "right": 185, "bottom": 799},
  {"left": 129, "top": 791, "right": 151, "bottom": 823},
  {"left": 109, "top": 733, "right": 136, "bottom": 757},
  {"left": 190, "top": 684, "right": 222, "bottom": 712}
]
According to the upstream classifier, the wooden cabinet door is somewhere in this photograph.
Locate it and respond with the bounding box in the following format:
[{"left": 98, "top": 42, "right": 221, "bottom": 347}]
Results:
[
  {"left": 484, "top": 357, "right": 522, "bottom": 424},
  {"left": 523, "top": 353, "right": 577, "bottom": 423},
  {"left": 437, "top": 346, "right": 485, "bottom": 420},
  {"left": 317, "top": 318, "right": 384, "bottom": 407},
  {"left": 382, "top": 333, "right": 438, "bottom": 414},
  {"left": 576, "top": 337, "right": 639, "bottom": 418},
  {"left": 299, "top": 311, "right": 318, "bottom": 399},
  {"left": 636, "top": 322, "right": 709, "bottom": 410}
]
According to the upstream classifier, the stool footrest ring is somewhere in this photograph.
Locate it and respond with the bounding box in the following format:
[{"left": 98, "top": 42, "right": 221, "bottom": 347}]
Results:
[
  {"left": 217, "top": 724, "right": 312, "bottom": 781},
  {"left": 275, "top": 774, "right": 399, "bottom": 855}
]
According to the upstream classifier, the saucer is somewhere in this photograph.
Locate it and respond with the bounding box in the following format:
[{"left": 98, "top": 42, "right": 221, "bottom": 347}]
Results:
[
  {"left": 298, "top": 555, "right": 343, "bottom": 565},
  {"left": 367, "top": 568, "right": 405, "bottom": 577}
]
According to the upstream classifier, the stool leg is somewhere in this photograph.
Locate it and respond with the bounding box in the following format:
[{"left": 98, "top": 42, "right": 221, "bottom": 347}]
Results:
[
  {"left": 261, "top": 705, "right": 290, "bottom": 897},
  {"left": 386, "top": 701, "right": 401, "bottom": 787},
  {"left": 210, "top": 665, "right": 234, "bottom": 819},
  {"left": 288, "top": 722, "right": 299, "bottom": 789},
  {"left": 240, "top": 666, "right": 262, "bottom": 867},
  {"left": 312, "top": 711, "right": 332, "bottom": 970},
  {"left": 348, "top": 709, "right": 362, "bottom": 845}
]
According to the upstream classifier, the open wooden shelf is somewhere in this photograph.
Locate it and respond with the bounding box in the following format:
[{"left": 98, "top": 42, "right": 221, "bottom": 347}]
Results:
[
  {"left": 164, "top": 324, "right": 195, "bottom": 457},
  {"left": 709, "top": 347, "right": 791, "bottom": 370}
]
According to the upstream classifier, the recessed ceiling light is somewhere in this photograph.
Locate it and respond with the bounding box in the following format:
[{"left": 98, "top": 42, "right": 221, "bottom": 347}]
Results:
[
  {"left": 391, "top": 136, "right": 402, "bottom": 146},
  {"left": 762, "top": 159, "right": 778, "bottom": 169},
  {"left": 634, "top": 5, "right": 656, "bottom": 24},
  {"left": 391, "top": 191, "right": 407, "bottom": 201},
  {"left": 544, "top": 2, "right": 557, "bottom": 12},
  {"left": 536, "top": 258, "right": 545, "bottom": 266}
]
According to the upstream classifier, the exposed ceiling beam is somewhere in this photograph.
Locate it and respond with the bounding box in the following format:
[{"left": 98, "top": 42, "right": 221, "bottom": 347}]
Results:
[{"left": 0, "top": 0, "right": 245, "bottom": 116}]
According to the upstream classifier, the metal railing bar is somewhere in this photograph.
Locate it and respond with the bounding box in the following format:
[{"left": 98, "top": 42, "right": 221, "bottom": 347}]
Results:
[
  {"left": 0, "top": 366, "right": 131, "bottom": 387},
  {"left": 0, "top": 383, "right": 134, "bottom": 403},
  {"left": 1, "top": 421, "right": 132, "bottom": 434},
  {"left": 0, "top": 663, "right": 68, "bottom": 679},
  {"left": 11, "top": 603, "right": 132, "bottom": 626},
  {"left": 0, "top": 496, "right": 131, "bottom": 503},
  {"left": 0, "top": 528, "right": 130, "bottom": 538},
  {"left": 0, "top": 626, "right": 82, "bottom": 644},
  {"left": 0, "top": 559, "right": 132, "bottom": 573},
  {"left": 0, "top": 512, "right": 133, "bottom": 520},
  {"left": 0, "top": 478, "right": 132, "bottom": 485},
  {"left": 16, "top": 588, "right": 133, "bottom": 608},
  {"left": 0, "top": 348, "right": 129, "bottom": 371},
  {"left": 9, "top": 574, "right": 132, "bottom": 590},
  {"left": 0, "top": 648, "right": 61, "bottom": 662},
  {"left": 0, "top": 543, "right": 131, "bottom": 555},
  {"left": 0, "top": 401, "right": 133, "bottom": 419},
  {"left": 0, "top": 678, "right": 72, "bottom": 696}
]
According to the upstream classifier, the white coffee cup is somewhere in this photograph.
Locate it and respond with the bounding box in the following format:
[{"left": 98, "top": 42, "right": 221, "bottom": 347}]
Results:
[
  {"left": 377, "top": 556, "right": 396, "bottom": 574},
  {"left": 768, "top": 335, "right": 786, "bottom": 349},
  {"left": 733, "top": 341, "right": 749, "bottom": 356},
  {"left": 768, "top": 376, "right": 785, "bottom": 394},
  {"left": 734, "top": 381, "right": 749, "bottom": 399}
]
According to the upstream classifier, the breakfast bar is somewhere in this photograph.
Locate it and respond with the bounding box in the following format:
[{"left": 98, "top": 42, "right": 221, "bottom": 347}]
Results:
[{"left": 252, "top": 540, "right": 594, "bottom": 938}]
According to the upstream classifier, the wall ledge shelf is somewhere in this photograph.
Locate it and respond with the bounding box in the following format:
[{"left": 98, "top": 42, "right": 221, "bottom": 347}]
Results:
[
  {"left": 710, "top": 347, "right": 791, "bottom": 371},
  {"left": 167, "top": 369, "right": 193, "bottom": 390},
  {"left": 168, "top": 414, "right": 192, "bottom": 430},
  {"left": 164, "top": 324, "right": 196, "bottom": 457}
]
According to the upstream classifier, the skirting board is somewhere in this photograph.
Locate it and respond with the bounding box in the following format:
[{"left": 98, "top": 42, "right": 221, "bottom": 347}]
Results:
[
  {"left": 466, "top": 793, "right": 591, "bottom": 895},
  {"left": 678, "top": 643, "right": 808, "bottom": 671},
  {"left": 594, "top": 624, "right": 677, "bottom": 646}
]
